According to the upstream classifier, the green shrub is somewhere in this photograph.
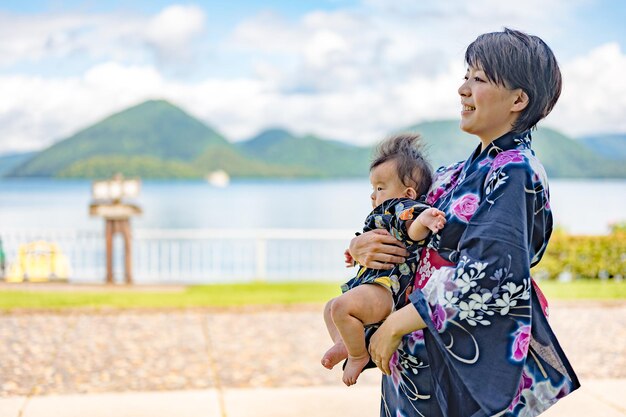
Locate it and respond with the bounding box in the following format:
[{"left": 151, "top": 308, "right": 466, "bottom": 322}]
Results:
[{"left": 533, "top": 228, "right": 626, "bottom": 280}]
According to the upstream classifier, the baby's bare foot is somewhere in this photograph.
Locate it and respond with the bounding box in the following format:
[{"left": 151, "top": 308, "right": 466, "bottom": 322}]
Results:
[
  {"left": 321, "top": 341, "right": 348, "bottom": 370},
  {"left": 342, "top": 355, "right": 371, "bottom": 386}
]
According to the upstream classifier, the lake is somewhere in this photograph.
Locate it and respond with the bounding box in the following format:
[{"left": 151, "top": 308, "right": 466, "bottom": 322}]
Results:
[{"left": 0, "top": 178, "right": 624, "bottom": 235}]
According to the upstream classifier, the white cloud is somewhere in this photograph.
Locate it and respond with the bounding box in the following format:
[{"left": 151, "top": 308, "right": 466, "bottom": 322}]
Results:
[
  {"left": 144, "top": 5, "right": 206, "bottom": 62},
  {"left": 0, "top": 5, "right": 206, "bottom": 70},
  {"left": 0, "top": 1, "right": 624, "bottom": 155},
  {"left": 2, "top": 40, "right": 624, "bottom": 155},
  {"left": 0, "top": 12, "right": 162, "bottom": 69},
  {"left": 0, "top": 59, "right": 463, "bottom": 152},
  {"left": 362, "top": 0, "right": 586, "bottom": 25},
  {"left": 229, "top": 12, "right": 304, "bottom": 54},
  {"left": 0, "top": 63, "right": 169, "bottom": 151},
  {"left": 548, "top": 42, "right": 626, "bottom": 135}
]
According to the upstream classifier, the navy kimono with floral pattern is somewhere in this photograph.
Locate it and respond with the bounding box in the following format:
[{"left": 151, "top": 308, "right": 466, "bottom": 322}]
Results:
[
  {"left": 343, "top": 197, "right": 430, "bottom": 310},
  {"left": 379, "top": 131, "right": 579, "bottom": 417}
]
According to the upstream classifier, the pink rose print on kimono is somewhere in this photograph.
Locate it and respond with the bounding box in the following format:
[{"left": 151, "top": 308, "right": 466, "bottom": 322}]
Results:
[
  {"left": 511, "top": 324, "right": 531, "bottom": 362},
  {"left": 389, "top": 350, "right": 402, "bottom": 389},
  {"left": 508, "top": 369, "right": 534, "bottom": 411},
  {"left": 430, "top": 303, "right": 447, "bottom": 332},
  {"left": 426, "top": 165, "right": 462, "bottom": 205},
  {"left": 450, "top": 193, "right": 480, "bottom": 223},
  {"left": 556, "top": 382, "right": 572, "bottom": 399},
  {"left": 492, "top": 150, "right": 524, "bottom": 170},
  {"left": 426, "top": 186, "right": 445, "bottom": 205},
  {"left": 406, "top": 330, "right": 425, "bottom": 351}
]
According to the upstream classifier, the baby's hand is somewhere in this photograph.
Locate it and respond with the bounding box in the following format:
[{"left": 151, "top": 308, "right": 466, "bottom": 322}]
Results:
[
  {"left": 418, "top": 208, "right": 447, "bottom": 233},
  {"left": 344, "top": 249, "right": 355, "bottom": 267}
]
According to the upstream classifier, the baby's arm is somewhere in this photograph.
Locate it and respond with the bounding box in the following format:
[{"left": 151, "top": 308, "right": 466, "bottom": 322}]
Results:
[
  {"left": 343, "top": 248, "right": 355, "bottom": 267},
  {"left": 407, "top": 208, "right": 446, "bottom": 241}
]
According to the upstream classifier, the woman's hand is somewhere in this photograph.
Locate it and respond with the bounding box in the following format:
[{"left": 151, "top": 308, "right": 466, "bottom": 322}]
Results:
[
  {"left": 369, "top": 320, "right": 403, "bottom": 375},
  {"left": 349, "top": 229, "right": 409, "bottom": 269},
  {"left": 369, "top": 305, "right": 427, "bottom": 375}
]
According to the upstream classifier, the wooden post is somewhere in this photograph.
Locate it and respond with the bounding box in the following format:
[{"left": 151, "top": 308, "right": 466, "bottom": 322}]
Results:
[
  {"left": 103, "top": 218, "right": 134, "bottom": 285},
  {"left": 105, "top": 219, "right": 114, "bottom": 284},
  {"left": 122, "top": 219, "right": 132, "bottom": 284},
  {"left": 90, "top": 175, "right": 141, "bottom": 285}
]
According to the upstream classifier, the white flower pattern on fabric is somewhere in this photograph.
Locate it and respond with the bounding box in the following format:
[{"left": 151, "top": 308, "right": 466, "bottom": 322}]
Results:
[
  {"left": 381, "top": 131, "right": 579, "bottom": 417},
  {"left": 449, "top": 256, "right": 531, "bottom": 327}
]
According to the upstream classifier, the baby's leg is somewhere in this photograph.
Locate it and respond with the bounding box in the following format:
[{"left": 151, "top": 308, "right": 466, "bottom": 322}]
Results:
[
  {"left": 321, "top": 298, "right": 348, "bottom": 369},
  {"left": 331, "top": 284, "right": 393, "bottom": 386}
]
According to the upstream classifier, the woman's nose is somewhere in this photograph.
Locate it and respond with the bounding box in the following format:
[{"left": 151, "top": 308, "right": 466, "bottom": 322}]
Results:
[{"left": 458, "top": 80, "right": 470, "bottom": 97}]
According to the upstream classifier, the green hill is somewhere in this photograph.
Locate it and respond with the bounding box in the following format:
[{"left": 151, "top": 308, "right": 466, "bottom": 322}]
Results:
[
  {"left": 403, "top": 120, "right": 626, "bottom": 178},
  {"left": 532, "top": 129, "right": 626, "bottom": 178},
  {"left": 4, "top": 101, "right": 370, "bottom": 179},
  {"left": 237, "top": 128, "right": 372, "bottom": 177},
  {"left": 9, "top": 100, "right": 229, "bottom": 177},
  {"left": 4, "top": 100, "right": 625, "bottom": 179},
  {"left": 579, "top": 134, "right": 626, "bottom": 160},
  {"left": 192, "top": 142, "right": 318, "bottom": 177},
  {"left": 0, "top": 151, "right": 37, "bottom": 176}
]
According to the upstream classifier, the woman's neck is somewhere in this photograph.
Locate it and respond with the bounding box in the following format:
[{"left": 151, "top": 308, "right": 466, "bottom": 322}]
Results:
[
  {"left": 479, "top": 127, "right": 514, "bottom": 151},
  {"left": 478, "top": 117, "right": 520, "bottom": 151}
]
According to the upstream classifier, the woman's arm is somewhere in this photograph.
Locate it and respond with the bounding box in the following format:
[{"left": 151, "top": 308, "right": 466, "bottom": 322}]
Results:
[
  {"left": 349, "top": 229, "right": 410, "bottom": 269},
  {"left": 369, "top": 304, "right": 426, "bottom": 375},
  {"left": 396, "top": 158, "right": 554, "bottom": 414}
]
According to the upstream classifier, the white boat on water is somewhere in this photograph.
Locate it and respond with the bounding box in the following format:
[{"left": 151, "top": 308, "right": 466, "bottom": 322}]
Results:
[{"left": 206, "top": 170, "right": 230, "bottom": 187}]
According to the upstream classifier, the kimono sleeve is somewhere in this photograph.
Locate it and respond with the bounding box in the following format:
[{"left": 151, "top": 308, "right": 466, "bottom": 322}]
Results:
[
  {"left": 409, "top": 161, "right": 542, "bottom": 416},
  {"left": 372, "top": 198, "right": 431, "bottom": 243}
]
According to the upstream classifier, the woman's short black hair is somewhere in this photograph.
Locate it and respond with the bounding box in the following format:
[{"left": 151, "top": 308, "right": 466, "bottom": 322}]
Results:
[
  {"left": 465, "top": 27, "right": 562, "bottom": 132},
  {"left": 371, "top": 133, "right": 433, "bottom": 198}
]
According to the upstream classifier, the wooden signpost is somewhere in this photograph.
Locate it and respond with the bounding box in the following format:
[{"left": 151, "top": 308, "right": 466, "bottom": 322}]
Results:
[{"left": 89, "top": 174, "right": 142, "bottom": 284}]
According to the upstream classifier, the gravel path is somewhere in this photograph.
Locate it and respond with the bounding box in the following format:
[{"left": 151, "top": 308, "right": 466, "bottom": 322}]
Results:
[{"left": 1, "top": 302, "right": 624, "bottom": 397}]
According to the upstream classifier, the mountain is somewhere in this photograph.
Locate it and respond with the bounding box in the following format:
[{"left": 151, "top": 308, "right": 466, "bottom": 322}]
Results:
[
  {"left": 531, "top": 129, "right": 626, "bottom": 178},
  {"left": 403, "top": 120, "right": 626, "bottom": 178},
  {"left": 237, "top": 128, "right": 372, "bottom": 177},
  {"left": 4, "top": 101, "right": 370, "bottom": 179},
  {"left": 8, "top": 100, "right": 229, "bottom": 177},
  {"left": 192, "top": 142, "right": 319, "bottom": 177},
  {"left": 3, "top": 100, "right": 625, "bottom": 179},
  {"left": 578, "top": 134, "right": 626, "bottom": 160},
  {"left": 0, "top": 151, "right": 37, "bottom": 176}
]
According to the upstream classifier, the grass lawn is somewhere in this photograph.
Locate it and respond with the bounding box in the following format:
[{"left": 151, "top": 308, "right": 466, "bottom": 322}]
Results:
[
  {"left": 537, "top": 279, "right": 626, "bottom": 300},
  {"left": 0, "top": 280, "right": 623, "bottom": 311},
  {"left": 0, "top": 282, "right": 343, "bottom": 311}
]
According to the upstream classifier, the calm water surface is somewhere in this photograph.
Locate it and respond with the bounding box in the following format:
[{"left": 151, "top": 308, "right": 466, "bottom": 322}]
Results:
[{"left": 0, "top": 178, "right": 624, "bottom": 235}]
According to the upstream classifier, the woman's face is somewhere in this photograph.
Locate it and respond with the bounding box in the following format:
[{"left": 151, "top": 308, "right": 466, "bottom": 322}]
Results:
[{"left": 458, "top": 66, "right": 522, "bottom": 146}]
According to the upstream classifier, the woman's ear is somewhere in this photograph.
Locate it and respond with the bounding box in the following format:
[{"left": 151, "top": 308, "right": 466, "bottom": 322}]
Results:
[
  {"left": 405, "top": 187, "right": 417, "bottom": 200},
  {"left": 512, "top": 89, "right": 530, "bottom": 113}
]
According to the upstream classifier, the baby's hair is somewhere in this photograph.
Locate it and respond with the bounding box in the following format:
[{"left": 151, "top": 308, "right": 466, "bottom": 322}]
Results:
[{"left": 371, "top": 133, "right": 433, "bottom": 198}]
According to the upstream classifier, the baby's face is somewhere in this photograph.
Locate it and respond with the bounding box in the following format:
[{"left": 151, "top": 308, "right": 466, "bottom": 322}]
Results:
[{"left": 369, "top": 160, "right": 410, "bottom": 208}]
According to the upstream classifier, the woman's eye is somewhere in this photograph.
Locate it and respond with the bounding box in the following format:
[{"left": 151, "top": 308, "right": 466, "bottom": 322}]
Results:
[
  {"left": 474, "top": 76, "right": 484, "bottom": 82},
  {"left": 377, "top": 187, "right": 383, "bottom": 191}
]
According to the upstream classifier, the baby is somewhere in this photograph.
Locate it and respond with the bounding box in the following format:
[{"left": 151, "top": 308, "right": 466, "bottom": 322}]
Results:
[{"left": 321, "top": 133, "right": 446, "bottom": 386}]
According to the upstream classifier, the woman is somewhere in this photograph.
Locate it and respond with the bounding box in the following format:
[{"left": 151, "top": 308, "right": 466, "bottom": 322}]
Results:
[{"left": 351, "top": 28, "right": 579, "bottom": 416}]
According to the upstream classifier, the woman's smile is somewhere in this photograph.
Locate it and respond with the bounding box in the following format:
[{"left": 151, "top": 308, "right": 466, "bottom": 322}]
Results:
[
  {"left": 458, "top": 67, "right": 523, "bottom": 148},
  {"left": 461, "top": 102, "right": 476, "bottom": 114}
]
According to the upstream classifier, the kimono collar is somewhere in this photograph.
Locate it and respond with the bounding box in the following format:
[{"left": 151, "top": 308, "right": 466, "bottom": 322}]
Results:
[{"left": 466, "top": 130, "right": 532, "bottom": 169}]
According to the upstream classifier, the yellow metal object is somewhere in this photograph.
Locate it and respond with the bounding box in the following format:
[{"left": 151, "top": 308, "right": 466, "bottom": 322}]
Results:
[{"left": 5, "top": 241, "right": 70, "bottom": 283}]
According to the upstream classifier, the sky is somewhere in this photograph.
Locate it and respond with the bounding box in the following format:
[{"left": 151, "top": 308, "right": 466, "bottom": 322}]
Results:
[{"left": 0, "top": 0, "right": 625, "bottom": 153}]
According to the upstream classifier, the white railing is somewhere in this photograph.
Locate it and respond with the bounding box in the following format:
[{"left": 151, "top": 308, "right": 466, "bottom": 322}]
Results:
[{"left": 0, "top": 229, "right": 356, "bottom": 284}]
